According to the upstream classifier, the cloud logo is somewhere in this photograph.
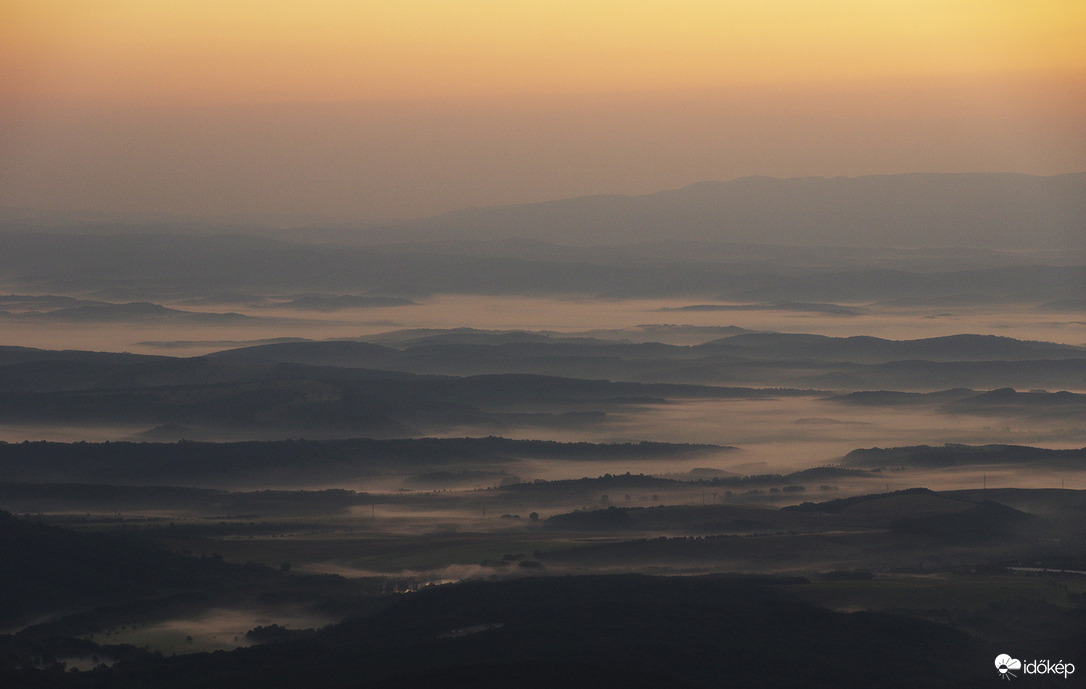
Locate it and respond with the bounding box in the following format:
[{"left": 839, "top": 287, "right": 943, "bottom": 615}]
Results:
[{"left": 995, "top": 654, "right": 1022, "bottom": 680}]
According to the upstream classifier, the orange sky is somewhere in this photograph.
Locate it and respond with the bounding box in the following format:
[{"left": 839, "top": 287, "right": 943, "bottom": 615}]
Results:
[
  {"left": 1, "top": 1, "right": 1084, "bottom": 220},
  {"left": 4, "top": 0, "right": 1085, "bottom": 104}
]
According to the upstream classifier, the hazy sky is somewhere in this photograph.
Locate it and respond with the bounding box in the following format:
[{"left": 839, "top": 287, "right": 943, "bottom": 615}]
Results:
[{"left": 2, "top": 1, "right": 1084, "bottom": 222}]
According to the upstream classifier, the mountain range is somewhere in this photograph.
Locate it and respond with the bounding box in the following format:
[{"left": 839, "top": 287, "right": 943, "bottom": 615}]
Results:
[{"left": 359, "top": 173, "right": 1086, "bottom": 250}]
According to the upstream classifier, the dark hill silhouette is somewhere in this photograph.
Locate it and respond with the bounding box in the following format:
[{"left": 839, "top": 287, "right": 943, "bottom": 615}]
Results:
[
  {"left": 890, "top": 495, "right": 1033, "bottom": 539},
  {"left": 845, "top": 358, "right": 1086, "bottom": 391},
  {"left": 782, "top": 488, "right": 978, "bottom": 526},
  {"left": 4, "top": 333, "right": 1082, "bottom": 405},
  {"left": 828, "top": 389, "right": 1086, "bottom": 421},
  {"left": 208, "top": 340, "right": 401, "bottom": 368},
  {"left": 274, "top": 294, "right": 417, "bottom": 310},
  {"left": 28, "top": 574, "right": 979, "bottom": 689},
  {"left": 889, "top": 500, "right": 1035, "bottom": 541},
  {"left": 0, "top": 301, "right": 258, "bottom": 324},
  {"left": 0, "top": 510, "right": 277, "bottom": 623},
  {"left": 207, "top": 331, "right": 1084, "bottom": 390},
  {"left": 828, "top": 389, "right": 977, "bottom": 405},
  {"left": 843, "top": 444, "right": 1086, "bottom": 468},
  {"left": 939, "top": 388, "right": 1086, "bottom": 420},
  {"left": 0, "top": 346, "right": 170, "bottom": 367},
  {"left": 700, "top": 332, "right": 1086, "bottom": 363}
]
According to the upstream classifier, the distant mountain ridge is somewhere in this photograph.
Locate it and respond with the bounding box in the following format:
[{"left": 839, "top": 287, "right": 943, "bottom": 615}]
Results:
[
  {"left": 0, "top": 226, "right": 1081, "bottom": 301},
  {"left": 376, "top": 173, "right": 1086, "bottom": 250},
  {"left": 3, "top": 174, "right": 1082, "bottom": 255},
  {"left": 698, "top": 332, "right": 1086, "bottom": 362},
  {"left": 4, "top": 329, "right": 1083, "bottom": 400}
]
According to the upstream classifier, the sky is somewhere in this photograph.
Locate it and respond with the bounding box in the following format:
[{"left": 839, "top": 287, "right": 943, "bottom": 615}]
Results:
[{"left": 1, "top": 0, "right": 1084, "bottom": 222}]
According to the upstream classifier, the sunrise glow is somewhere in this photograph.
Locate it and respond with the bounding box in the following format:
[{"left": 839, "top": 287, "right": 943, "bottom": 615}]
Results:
[{"left": 4, "top": 0, "right": 1085, "bottom": 104}]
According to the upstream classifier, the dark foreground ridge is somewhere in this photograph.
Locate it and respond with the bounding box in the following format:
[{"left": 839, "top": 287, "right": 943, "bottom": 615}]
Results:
[{"left": 3, "top": 572, "right": 986, "bottom": 689}]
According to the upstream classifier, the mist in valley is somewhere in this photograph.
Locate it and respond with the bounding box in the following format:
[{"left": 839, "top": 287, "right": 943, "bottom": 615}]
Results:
[
  {"left": 4, "top": 1, "right": 1085, "bottom": 682},
  {"left": 1, "top": 149, "right": 1083, "bottom": 689}
]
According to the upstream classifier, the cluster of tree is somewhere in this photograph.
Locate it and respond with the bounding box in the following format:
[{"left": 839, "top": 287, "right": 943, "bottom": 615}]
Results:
[{"left": 0, "top": 510, "right": 280, "bottom": 624}]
